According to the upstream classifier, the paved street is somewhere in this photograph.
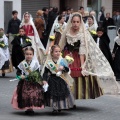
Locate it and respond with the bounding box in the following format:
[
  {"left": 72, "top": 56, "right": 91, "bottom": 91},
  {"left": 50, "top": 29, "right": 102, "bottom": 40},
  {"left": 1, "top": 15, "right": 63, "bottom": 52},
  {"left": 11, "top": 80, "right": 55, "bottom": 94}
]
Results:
[{"left": 0, "top": 71, "right": 120, "bottom": 120}]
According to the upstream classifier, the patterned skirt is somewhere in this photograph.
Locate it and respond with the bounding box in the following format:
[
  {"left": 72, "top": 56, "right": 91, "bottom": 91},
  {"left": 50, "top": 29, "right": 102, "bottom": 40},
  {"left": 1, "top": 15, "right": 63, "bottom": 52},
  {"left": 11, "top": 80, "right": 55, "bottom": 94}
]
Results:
[
  {"left": 45, "top": 75, "right": 75, "bottom": 110},
  {"left": 64, "top": 50, "right": 103, "bottom": 99},
  {"left": 11, "top": 80, "right": 44, "bottom": 110}
]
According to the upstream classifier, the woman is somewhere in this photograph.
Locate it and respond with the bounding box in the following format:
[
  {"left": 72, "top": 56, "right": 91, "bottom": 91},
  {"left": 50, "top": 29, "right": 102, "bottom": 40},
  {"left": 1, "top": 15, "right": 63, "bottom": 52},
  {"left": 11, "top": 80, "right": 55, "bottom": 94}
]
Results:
[
  {"left": 112, "top": 28, "right": 120, "bottom": 80},
  {"left": 20, "top": 12, "right": 45, "bottom": 64},
  {"left": 85, "top": 15, "right": 98, "bottom": 32},
  {"left": 0, "top": 28, "right": 13, "bottom": 77},
  {"left": 59, "top": 12, "right": 120, "bottom": 99},
  {"left": 46, "top": 15, "right": 67, "bottom": 53}
]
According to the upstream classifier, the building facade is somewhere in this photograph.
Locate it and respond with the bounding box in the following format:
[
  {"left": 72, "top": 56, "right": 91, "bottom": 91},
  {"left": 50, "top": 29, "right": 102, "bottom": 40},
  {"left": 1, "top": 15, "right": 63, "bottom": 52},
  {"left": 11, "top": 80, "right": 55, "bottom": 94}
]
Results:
[{"left": 0, "top": 0, "right": 120, "bottom": 32}]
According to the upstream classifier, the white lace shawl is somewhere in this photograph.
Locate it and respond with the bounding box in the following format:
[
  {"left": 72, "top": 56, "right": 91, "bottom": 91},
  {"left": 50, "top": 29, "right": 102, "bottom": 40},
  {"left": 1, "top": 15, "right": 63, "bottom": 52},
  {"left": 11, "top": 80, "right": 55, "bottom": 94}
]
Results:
[
  {"left": 114, "top": 28, "right": 120, "bottom": 45},
  {"left": 59, "top": 12, "right": 120, "bottom": 94}
]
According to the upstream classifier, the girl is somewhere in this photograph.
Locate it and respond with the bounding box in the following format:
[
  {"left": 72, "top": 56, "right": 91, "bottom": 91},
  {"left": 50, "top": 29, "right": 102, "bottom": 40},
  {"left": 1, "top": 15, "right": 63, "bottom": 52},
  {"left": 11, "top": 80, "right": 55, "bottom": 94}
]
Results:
[
  {"left": 41, "top": 45, "right": 74, "bottom": 113},
  {"left": 0, "top": 28, "right": 13, "bottom": 77},
  {"left": 20, "top": 12, "right": 45, "bottom": 64},
  {"left": 46, "top": 15, "right": 67, "bottom": 53},
  {"left": 11, "top": 28, "right": 32, "bottom": 69},
  {"left": 11, "top": 47, "right": 44, "bottom": 115},
  {"left": 112, "top": 28, "right": 120, "bottom": 80},
  {"left": 59, "top": 12, "right": 120, "bottom": 99}
]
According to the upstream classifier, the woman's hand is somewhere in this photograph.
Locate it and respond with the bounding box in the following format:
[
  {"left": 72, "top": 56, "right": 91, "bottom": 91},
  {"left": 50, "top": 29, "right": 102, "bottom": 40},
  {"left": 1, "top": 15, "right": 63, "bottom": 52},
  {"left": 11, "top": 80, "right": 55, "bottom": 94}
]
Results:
[
  {"left": 20, "top": 75, "right": 25, "bottom": 79},
  {"left": 43, "top": 81, "right": 48, "bottom": 85},
  {"left": 58, "top": 66, "right": 64, "bottom": 71}
]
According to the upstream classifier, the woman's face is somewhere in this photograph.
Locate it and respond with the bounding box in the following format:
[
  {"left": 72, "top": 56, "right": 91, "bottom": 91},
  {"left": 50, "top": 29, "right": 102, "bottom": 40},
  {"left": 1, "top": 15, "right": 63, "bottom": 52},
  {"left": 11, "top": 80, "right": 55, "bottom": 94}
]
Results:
[
  {"left": 24, "top": 13, "right": 30, "bottom": 22},
  {"left": 71, "top": 16, "right": 81, "bottom": 30},
  {"left": 88, "top": 17, "right": 93, "bottom": 24},
  {"left": 60, "top": 17, "right": 65, "bottom": 24}
]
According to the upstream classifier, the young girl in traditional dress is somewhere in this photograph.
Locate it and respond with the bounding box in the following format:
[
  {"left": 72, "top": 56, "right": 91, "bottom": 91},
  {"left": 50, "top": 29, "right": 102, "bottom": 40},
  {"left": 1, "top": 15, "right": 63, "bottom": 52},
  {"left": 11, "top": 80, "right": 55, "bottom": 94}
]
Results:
[
  {"left": 41, "top": 45, "right": 74, "bottom": 113},
  {"left": 11, "top": 47, "right": 44, "bottom": 115},
  {"left": 59, "top": 12, "right": 120, "bottom": 99},
  {"left": 11, "top": 28, "right": 32, "bottom": 69},
  {"left": 0, "top": 28, "right": 13, "bottom": 77},
  {"left": 20, "top": 12, "right": 45, "bottom": 64}
]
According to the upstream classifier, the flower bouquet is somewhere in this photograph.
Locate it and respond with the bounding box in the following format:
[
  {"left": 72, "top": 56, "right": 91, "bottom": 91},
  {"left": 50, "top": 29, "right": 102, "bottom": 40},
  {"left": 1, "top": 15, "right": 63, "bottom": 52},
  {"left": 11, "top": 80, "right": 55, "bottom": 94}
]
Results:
[
  {"left": 49, "top": 35, "right": 55, "bottom": 41},
  {"left": 27, "top": 71, "right": 42, "bottom": 84}
]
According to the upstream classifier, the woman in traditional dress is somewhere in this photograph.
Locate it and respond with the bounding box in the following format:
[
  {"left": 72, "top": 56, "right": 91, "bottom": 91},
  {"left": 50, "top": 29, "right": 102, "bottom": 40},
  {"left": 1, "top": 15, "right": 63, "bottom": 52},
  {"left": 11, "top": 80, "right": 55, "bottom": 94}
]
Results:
[
  {"left": 41, "top": 45, "right": 74, "bottom": 113},
  {"left": 112, "top": 28, "right": 120, "bottom": 80},
  {"left": 20, "top": 12, "right": 45, "bottom": 64},
  {"left": 59, "top": 12, "right": 120, "bottom": 99},
  {"left": 11, "top": 47, "right": 44, "bottom": 115},
  {"left": 46, "top": 15, "right": 67, "bottom": 53},
  {"left": 0, "top": 28, "right": 13, "bottom": 77}
]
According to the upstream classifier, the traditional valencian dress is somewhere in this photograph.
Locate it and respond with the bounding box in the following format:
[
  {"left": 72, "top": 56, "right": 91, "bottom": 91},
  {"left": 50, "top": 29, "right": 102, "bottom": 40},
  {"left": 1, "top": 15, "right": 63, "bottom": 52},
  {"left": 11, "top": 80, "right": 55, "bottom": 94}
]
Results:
[
  {"left": 59, "top": 12, "right": 120, "bottom": 99},
  {"left": 0, "top": 34, "right": 13, "bottom": 76},
  {"left": 46, "top": 16, "right": 67, "bottom": 53},
  {"left": 41, "top": 56, "right": 74, "bottom": 111},
  {"left": 20, "top": 12, "right": 45, "bottom": 64},
  {"left": 63, "top": 29, "right": 103, "bottom": 99},
  {"left": 11, "top": 60, "right": 44, "bottom": 110},
  {"left": 112, "top": 28, "right": 120, "bottom": 80},
  {"left": 11, "top": 35, "right": 32, "bottom": 69}
]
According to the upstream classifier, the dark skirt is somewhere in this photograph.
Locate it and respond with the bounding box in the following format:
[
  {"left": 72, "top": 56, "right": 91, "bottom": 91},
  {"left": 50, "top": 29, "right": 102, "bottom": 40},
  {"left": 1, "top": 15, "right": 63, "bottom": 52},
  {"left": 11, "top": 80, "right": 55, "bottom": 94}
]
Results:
[
  {"left": 17, "top": 80, "right": 44, "bottom": 109},
  {"left": 45, "top": 75, "right": 74, "bottom": 110},
  {"left": 113, "top": 48, "right": 120, "bottom": 80}
]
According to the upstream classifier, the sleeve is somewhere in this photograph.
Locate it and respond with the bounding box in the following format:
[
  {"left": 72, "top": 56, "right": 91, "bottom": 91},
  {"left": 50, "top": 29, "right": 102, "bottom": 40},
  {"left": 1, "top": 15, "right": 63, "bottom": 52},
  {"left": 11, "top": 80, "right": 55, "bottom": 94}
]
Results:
[
  {"left": 112, "top": 42, "right": 119, "bottom": 54},
  {"left": 79, "top": 37, "right": 87, "bottom": 55},
  {"left": 42, "top": 67, "right": 50, "bottom": 82}
]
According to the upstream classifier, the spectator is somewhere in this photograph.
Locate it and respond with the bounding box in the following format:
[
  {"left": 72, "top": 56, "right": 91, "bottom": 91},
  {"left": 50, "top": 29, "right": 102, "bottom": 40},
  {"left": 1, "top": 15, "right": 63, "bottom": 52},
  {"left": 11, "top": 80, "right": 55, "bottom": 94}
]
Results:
[
  {"left": 113, "top": 10, "right": 120, "bottom": 29},
  {"left": 98, "top": 6, "right": 105, "bottom": 26},
  {"left": 102, "top": 13, "right": 114, "bottom": 32},
  {"left": 7, "top": 10, "right": 21, "bottom": 54},
  {"left": 65, "top": 7, "right": 71, "bottom": 22}
]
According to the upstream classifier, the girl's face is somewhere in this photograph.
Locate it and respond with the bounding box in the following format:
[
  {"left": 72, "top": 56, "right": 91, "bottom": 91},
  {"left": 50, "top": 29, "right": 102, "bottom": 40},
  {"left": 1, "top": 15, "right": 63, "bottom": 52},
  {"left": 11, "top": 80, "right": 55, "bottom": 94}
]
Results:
[
  {"left": 24, "top": 13, "right": 30, "bottom": 22},
  {"left": 88, "top": 17, "right": 93, "bottom": 24},
  {"left": 71, "top": 16, "right": 81, "bottom": 30},
  {"left": 25, "top": 50, "right": 34, "bottom": 61},
  {"left": 52, "top": 47, "right": 61, "bottom": 59}
]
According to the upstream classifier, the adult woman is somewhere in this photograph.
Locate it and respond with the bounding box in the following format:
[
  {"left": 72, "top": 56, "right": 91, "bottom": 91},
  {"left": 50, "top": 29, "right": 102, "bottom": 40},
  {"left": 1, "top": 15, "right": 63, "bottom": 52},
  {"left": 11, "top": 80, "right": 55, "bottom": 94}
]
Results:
[
  {"left": 46, "top": 15, "right": 67, "bottom": 53},
  {"left": 20, "top": 12, "right": 45, "bottom": 64},
  {"left": 85, "top": 16, "right": 98, "bottom": 32},
  {"left": 59, "top": 12, "right": 120, "bottom": 99}
]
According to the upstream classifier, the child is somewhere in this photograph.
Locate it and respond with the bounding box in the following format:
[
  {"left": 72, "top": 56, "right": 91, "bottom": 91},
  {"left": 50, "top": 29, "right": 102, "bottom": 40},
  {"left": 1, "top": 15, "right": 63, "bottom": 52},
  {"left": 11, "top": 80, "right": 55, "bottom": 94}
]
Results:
[
  {"left": 11, "top": 28, "right": 32, "bottom": 69},
  {"left": 112, "top": 28, "right": 120, "bottom": 80},
  {"left": 95, "top": 27, "right": 113, "bottom": 69},
  {"left": 11, "top": 46, "right": 44, "bottom": 115},
  {"left": 0, "top": 28, "right": 13, "bottom": 77},
  {"left": 41, "top": 45, "right": 74, "bottom": 113}
]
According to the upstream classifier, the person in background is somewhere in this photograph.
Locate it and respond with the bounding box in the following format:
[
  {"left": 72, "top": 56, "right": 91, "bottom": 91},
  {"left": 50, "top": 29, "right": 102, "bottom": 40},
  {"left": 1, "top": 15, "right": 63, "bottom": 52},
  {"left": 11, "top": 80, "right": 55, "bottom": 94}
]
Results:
[
  {"left": 0, "top": 28, "right": 13, "bottom": 77},
  {"left": 94, "top": 27, "right": 113, "bottom": 69},
  {"left": 102, "top": 13, "right": 114, "bottom": 32},
  {"left": 65, "top": 7, "right": 72, "bottom": 22},
  {"left": 112, "top": 28, "right": 120, "bottom": 81},
  {"left": 11, "top": 28, "right": 32, "bottom": 69},
  {"left": 98, "top": 6, "right": 105, "bottom": 27},
  {"left": 7, "top": 10, "right": 21, "bottom": 54},
  {"left": 113, "top": 10, "right": 120, "bottom": 29}
]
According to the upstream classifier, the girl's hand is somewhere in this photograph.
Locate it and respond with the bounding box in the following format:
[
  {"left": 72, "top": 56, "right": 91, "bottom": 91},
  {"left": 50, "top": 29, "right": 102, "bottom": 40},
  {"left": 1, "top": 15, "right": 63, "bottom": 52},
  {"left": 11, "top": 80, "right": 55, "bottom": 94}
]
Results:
[
  {"left": 58, "top": 66, "right": 64, "bottom": 71},
  {"left": 21, "top": 75, "right": 25, "bottom": 79},
  {"left": 43, "top": 81, "right": 48, "bottom": 85}
]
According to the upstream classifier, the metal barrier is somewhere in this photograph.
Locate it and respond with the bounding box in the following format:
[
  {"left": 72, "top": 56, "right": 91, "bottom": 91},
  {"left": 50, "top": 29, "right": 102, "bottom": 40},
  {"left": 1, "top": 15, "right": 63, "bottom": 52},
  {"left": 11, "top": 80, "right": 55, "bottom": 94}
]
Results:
[{"left": 107, "top": 26, "right": 117, "bottom": 51}]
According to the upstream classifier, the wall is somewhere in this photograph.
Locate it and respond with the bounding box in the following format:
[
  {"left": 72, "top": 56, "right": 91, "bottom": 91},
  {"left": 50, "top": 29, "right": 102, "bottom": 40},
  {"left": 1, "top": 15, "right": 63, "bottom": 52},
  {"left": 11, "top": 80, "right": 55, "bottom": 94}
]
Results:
[{"left": 0, "top": 0, "right": 21, "bottom": 29}]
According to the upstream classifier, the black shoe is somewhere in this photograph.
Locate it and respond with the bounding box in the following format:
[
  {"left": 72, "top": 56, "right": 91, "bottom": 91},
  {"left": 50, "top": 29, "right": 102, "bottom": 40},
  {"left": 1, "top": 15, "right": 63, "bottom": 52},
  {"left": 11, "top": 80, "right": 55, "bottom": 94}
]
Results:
[
  {"left": 2, "top": 73, "right": 5, "bottom": 77},
  {"left": 52, "top": 110, "right": 58, "bottom": 114},
  {"left": 58, "top": 110, "right": 61, "bottom": 112},
  {"left": 25, "top": 109, "right": 34, "bottom": 115}
]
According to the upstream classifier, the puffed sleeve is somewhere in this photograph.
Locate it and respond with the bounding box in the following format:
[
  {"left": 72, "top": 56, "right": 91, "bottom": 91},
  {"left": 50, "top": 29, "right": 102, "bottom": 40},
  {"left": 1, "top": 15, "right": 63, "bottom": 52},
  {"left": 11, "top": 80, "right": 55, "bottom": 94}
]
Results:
[{"left": 79, "top": 36, "right": 87, "bottom": 55}]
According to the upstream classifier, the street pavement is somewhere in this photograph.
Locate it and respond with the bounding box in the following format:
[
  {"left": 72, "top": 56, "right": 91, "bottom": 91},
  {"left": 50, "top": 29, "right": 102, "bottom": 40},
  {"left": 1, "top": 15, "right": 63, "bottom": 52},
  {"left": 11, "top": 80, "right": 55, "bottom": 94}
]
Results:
[{"left": 0, "top": 71, "right": 120, "bottom": 120}]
